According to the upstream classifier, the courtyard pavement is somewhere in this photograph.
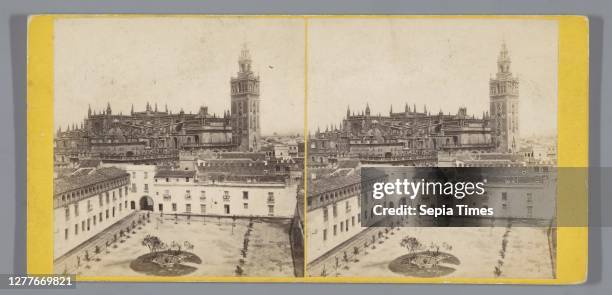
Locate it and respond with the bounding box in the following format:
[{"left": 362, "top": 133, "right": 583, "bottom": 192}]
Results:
[
  {"left": 75, "top": 213, "right": 296, "bottom": 277},
  {"left": 332, "top": 226, "right": 554, "bottom": 278}
]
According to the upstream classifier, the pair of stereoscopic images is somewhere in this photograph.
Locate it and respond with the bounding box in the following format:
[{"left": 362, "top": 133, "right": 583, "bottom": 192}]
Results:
[{"left": 33, "top": 16, "right": 584, "bottom": 282}]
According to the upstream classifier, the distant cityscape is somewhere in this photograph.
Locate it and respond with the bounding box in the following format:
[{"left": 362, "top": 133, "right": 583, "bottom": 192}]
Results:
[
  {"left": 305, "top": 42, "right": 558, "bottom": 278},
  {"left": 53, "top": 45, "right": 305, "bottom": 277}
]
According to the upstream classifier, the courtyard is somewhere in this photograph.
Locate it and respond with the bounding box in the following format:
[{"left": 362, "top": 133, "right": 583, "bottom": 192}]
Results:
[
  {"left": 313, "top": 225, "right": 555, "bottom": 279},
  {"left": 71, "top": 213, "right": 296, "bottom": 277}
]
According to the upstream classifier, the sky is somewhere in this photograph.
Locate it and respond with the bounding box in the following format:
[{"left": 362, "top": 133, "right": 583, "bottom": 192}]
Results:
[
  {"left": 54, "top": 17, "right": 558, "bottom": 138},
  {"left": 54, "top": 17, "right": 305, "bottom": 135},
  {"left": 307, "top": 18, "right": 558, "bottom": 137}
]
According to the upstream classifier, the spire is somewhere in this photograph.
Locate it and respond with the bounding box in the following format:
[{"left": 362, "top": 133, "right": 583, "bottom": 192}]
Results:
[
  {"left": 165, "top": 104, "right": 168, "bottom": 113},
  {"left": 405, "top": 103, "right": 409, "bottom": 113},
  {"left": 131, "top": 104, "right": 134, "bottom": 115},
  {"left": 146, "top": 102, "right": 151, "bottom": 112},
  {"left": 155, "top": 103, "right": 158, "bottom": 112},
  {"left": 106, "top": 102, "right": 112, "bottom": 115},
  {"left": 424, "top": 104, "right": 427, "bottom": 113},
  {"left": 497, "top": 41, "right": 512, "bottom": 75},
  {"left": 346, "top": 105, "right": 351, "bottom": 118},
  {"left": 390, "top": 104, "right": 393, "bottom": 115},
  {"left": 238, "top": 43, "right": 252, "bottom": 74},
  {"left": 365, "top": 103, "right": 371, "bottom": 116},
  {"left": 88, "top": 104, "right": 92, "bottom": 117}
]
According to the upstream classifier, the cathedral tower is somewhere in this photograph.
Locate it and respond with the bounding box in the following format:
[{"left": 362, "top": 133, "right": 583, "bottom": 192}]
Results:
[
  {"left": 489, "top": 42, "right": 519, "bottom": 153},
  {"left": 231, "top": 44, "right": 261, "bottom": 152}
]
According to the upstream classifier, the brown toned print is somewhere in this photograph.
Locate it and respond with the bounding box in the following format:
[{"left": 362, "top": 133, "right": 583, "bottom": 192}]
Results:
[
  {"left": 52, "top": 17, "right": 305, "bottom": 277},
  {"left": 305, "top": 18, "right": 558, "bottom": 279}
]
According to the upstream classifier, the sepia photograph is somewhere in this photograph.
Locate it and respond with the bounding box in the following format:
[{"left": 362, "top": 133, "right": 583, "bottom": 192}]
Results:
[
  {"left": 52, "top": 17, "right": 305, "bottom": 277},
  {"left": 305, "top": 18, "right": 558, "bottom": 279}
]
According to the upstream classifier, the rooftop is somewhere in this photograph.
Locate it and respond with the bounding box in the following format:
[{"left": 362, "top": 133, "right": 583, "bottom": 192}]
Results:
[
  {"left": 154, "top": 169, "right": 197, "bottom": 179},
  {"left": 55, "top": 167, "right": 128, "bottom": 195}
]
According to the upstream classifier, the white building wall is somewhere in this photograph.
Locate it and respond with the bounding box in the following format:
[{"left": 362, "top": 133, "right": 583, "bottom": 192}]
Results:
[
  {"left": 54, "top": 181, "right": 135, "bottom": 259},
  {"left": 151, "top": 179, "right": 297, "bottom": 218},
  {"left": 307, "top": 194, "right": 364, "bottom": 263}
]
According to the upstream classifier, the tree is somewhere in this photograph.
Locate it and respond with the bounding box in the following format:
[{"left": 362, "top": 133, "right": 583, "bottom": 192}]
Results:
[
  {"left": 400, "top": 236, "right": 423, "bottom": 254},
  {"left": 142, "top": 235, "right": 164, "bottom": 255},
  {"left": 170, "top": 240, "right": 182, "bottom": 255}
]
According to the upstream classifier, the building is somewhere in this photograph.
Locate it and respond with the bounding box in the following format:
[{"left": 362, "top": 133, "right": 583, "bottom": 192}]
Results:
[
  {"left": 54, "top": 45, "right": 266, "bottom": 169},
  {"left": 490, "top": 41, "right": 520, "bottom": 153},
  {"left": 231, "top": 44, "right": 261, "bottom": 152},
  {"left": 53, "top": 167, "right": 133, "bottom": 259},
  {"left": 309, "top": 43, "right": 524, "bottom": 167}
]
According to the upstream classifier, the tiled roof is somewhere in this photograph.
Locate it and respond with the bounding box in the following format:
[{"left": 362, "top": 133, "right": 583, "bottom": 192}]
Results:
[
  {"left": 54, "top": 167, "right": 128, "bottom": 195},
  {"left": 78, "top": 159, "right": 101, "bottom": 168},
  {"left": 154, "top": 169, "right": 196, "bottom": 178},
  {"left": 308, "top": 175, "right": 362, "bottom": 197}
]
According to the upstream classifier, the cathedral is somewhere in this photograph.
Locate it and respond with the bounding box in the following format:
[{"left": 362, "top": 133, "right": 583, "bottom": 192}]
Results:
[
  {"left": 310, "top": 42, "right": 520, "bottom": 165},
  {"left": 55, "top": 45, "right": 262, "bottom": 168}
]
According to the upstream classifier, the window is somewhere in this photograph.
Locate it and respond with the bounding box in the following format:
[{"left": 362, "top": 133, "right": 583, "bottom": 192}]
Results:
[
  {"left": 132, "top": 172, "right": 136, "bottom": 179},
  {"left": 502, "top": 204, "right": 507, "bottom": 210},
  {"left": 65, "top": 207, "right": 70, "bottom": 221},
  {"left": 74, "top": 203, "right": 79, "bottom": 217},
  {"left": 131, "top": 183, "right": 137, "bottom": 193},
  {"left": 185, "top": 177, "right": 190, "bottom": 182},
  {"left": 112, "top": 191, "right": 116, "bottom": 201},
  {"left": 352, "top": 216, "right": 355, "bottom": 227},
  {"left": 223, "top": 191, "right": 230, "bottom": 201},
  {"left": 340, "top": 221, "right": 344, "bottom": 232},
  {"left": 243, "top": 191, "right": 249, "bottom": 200},
  {"left": 333, "top": 225, "right": 337, "bottom": 236},
  {"left": 186, "top": 204, "right": 191, "bottom": 213},
  {"left": 185, "top": 190, "right": 191, "bottom": 200},
  {"left": 105, "top": 209, "right": 109, "bottom": 219},
  {"left": 64, "top": 228, "right": 69, "bottom": 240},
  {"left": 81, "top": 221, "right": 85, "bottom": 231},
  {"left": 323, "top": 229, "right": 327, "bottom": 241},
  {"left": 74, "top": 224, "right": 78, "bottom": 235},
  {"left": 99, "top": 212, "right": 103, "bottom": 222},
  {"left": 106, "top": 192, "right": 110, "bottom": 204},
  {"left": 268, "top": 205, "right": 274, "bottom": 216},
  {"left": 200, "top": 190, "right": 206, "bottom": 200},
  {"left": 323, "top": 207, "right": 329, "bottom": 222},
  {"left": 346, "top": 201, "right": 351, "bottom": 213},
  {"left": 501, "top": 192, "right": 508, "bottom": 201},
  {"left": 144, "top": 172, "right": 148, "bottom": 179},
  {"left": 345, "top": 219, "right": 349, "bottom": 231},
  {"left": 526, "top": 193, "right": 533, "bottom": 204},
  {"left": 99, "top": 194, "right": 103, "bottom": 206},
  {"left": 332, "top": 203, "right": 338, "bottom": 217},
  {"left": 172, "top": 203, "right": 177, "bottom": 212},
  {"left": 200, "top": 204, "right": 206, "bottom": 214},
  {"left": 527, "top": 206, "right": 533, "bottom": 218},
  {"left": 267, "top": 192, "right": 275, "bottom": 203},
  {"left": 112, "top": 207, "right": 115, "bottom": 217},
  {"left": 87, "top": 200, "right": 93, "bottom": 212},
  {"left": 144, "top": 184, "right": 149, "bottom": 193}
]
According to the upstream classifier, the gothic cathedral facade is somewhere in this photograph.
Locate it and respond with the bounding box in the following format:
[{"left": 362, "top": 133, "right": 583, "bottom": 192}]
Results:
[{"left": 490, "top": 42, "right": 520, "bottom": 153}]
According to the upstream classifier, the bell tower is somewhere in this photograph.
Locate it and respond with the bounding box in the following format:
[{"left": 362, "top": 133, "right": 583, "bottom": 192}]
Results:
[
  {"left": 489, "top": 42, "right": 520, "bottom": 153},
  {"left": 230, "top": 44, "right": 261, "bottom": 152}
]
